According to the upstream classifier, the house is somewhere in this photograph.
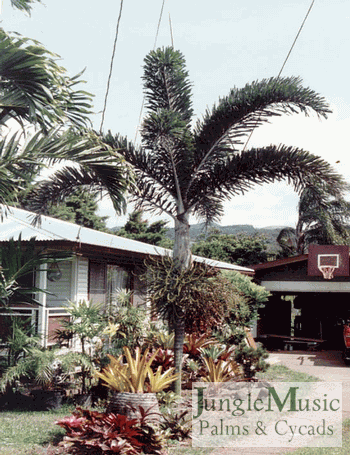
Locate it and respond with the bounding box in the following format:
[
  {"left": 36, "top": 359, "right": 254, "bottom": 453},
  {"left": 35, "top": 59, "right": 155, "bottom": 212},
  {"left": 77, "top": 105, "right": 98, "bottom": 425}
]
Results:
[
  {"left": 252, "top": 244, "right": 350, "bottom": 350},
  {"left": 0, "top": 206, "right": 254, "bottom": 347}
]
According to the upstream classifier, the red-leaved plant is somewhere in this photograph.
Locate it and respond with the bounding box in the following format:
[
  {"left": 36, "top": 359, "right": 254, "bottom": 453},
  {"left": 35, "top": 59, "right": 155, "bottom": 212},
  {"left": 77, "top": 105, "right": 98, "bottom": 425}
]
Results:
[{"left": 56, "top": 406, "right": 164, "bottom": 454}]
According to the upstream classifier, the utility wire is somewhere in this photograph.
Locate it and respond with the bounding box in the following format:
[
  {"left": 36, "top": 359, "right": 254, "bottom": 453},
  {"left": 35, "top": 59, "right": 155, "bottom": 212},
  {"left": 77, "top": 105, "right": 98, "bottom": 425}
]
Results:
[
  {"left": 99, "top": 0, "right": 124, "bottom": 134},
  {"left": 169, "top": 13, "right": 174, "bottom": 48},
  {"left": 134, "top": 0, "right": 166, "bottom": 144},
  {"left": 242, "top": 0, "right": 316, "bottom": 151}
]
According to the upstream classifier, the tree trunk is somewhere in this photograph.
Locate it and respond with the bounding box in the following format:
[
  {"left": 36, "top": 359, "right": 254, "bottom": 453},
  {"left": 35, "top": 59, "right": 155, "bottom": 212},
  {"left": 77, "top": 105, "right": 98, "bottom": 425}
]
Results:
[
  {"left": 173, "top": 213, "right": 191, "bottom": 269},
  {"left": 173, "top": 212, "right": 191, "bottom": 395},
  {"left": 173, "top": 317, "right": 185, "bottom": 395}
]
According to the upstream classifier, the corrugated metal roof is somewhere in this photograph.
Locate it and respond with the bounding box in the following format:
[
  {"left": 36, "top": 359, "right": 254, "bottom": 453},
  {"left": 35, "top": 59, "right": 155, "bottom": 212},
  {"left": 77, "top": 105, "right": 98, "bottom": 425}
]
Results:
[{"left": 0, "top": 206, "right": 254, "bottom": 274}]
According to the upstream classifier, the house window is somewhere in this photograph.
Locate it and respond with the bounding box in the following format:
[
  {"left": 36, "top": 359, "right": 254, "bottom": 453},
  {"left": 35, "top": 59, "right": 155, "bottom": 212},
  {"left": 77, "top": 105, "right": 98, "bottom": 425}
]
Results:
[
  {"left": 89, "top": 262, "right": 131, "bottom": 310},
  {"left": 89, "top": 261, "right": 106, "bottom": 305}
]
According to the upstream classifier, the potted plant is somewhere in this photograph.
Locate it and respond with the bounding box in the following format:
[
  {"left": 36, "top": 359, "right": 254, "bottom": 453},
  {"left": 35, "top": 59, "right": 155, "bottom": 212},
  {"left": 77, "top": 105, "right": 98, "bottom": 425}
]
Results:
[
  {"left": 0, "top": 346, "right": 93, "bottom": 409},
  {"left": 95, "top": 346, "right": 177, "bottom": 421}
]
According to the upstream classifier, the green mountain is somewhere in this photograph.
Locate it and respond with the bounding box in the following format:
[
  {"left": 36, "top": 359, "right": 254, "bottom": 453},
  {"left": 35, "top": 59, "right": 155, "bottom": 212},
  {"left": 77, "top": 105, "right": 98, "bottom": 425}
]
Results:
[{"left": 166, "top": 222, "right": 287, "bottom": 254}]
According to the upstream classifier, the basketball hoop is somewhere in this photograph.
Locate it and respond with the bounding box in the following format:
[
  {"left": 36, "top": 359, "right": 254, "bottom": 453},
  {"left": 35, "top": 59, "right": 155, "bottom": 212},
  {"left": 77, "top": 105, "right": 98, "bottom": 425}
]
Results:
[{"left": 318, "top": 266, "right": 336, "bottom": 280}]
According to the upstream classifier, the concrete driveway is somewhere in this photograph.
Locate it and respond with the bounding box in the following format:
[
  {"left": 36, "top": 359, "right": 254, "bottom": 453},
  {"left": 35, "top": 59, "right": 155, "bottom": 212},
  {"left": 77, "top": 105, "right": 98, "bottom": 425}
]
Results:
[{"left": 276, "top": 350, "right": 350, "bottom": 420}]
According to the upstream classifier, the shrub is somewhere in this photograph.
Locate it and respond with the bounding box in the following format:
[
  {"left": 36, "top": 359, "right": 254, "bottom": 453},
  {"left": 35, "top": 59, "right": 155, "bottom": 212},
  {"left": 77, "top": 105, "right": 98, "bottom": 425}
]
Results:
[
  {"left": 234, "top": 345, "right": 269, "bottom": 380},
  {"left": 56, "top": 406, "right": 164, "bottom": 454},
  {"left": 201, "top": 357, "right": 241, "bottom": 382},
  {"left": 94, "top": 347, "right": 177, "bottom": 393},
  {"left": 160, "top": 408, "right": 192, "bottom": 441}
]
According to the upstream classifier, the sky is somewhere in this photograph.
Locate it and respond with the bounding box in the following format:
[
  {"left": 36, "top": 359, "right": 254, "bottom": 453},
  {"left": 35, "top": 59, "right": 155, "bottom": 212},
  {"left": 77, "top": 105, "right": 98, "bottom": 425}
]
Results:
[{"left": 2, "top": 0, "right": 350, "bottom": 229}]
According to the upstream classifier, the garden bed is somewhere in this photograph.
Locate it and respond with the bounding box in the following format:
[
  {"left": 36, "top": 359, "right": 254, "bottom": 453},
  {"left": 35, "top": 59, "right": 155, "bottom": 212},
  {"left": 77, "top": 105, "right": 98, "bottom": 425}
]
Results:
[{"left": 0, "top": 364, "right": 333, "bottom": 455}]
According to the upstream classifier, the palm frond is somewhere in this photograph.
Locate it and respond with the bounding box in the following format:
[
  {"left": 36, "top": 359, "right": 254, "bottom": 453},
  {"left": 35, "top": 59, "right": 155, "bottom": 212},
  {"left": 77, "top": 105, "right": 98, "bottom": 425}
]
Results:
[
  {"left": 142, "top": 47, "right": 193, "bottom": 124},
  {"left": 192, "top": 76, "right": 331, "bottom": 175},
  {"left": 0, "top": 29, "right": 93, "bottom": 130},
  {"left": 104, "top": 132, "right": 178, "bottom": 217},
  {"left": 10, "top": 0, "right": 41, "bottom": 14},
  {"left": 187, "top": 145, "right": 348, "bottom": 220},
  {"left": 23, "top": 129, "right": 133, "bottom": 216}
]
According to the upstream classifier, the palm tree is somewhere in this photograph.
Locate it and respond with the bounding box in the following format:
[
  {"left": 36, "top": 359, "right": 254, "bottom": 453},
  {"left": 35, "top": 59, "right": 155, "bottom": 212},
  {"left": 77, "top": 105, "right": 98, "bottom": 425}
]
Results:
[
  {"left": 29, "top": 47, "right": 348, "bottom": 393},
  {"left": 0, "top": 28, "right": 132, "bottom": 211},
  {"left": 7, "top": 0, "right": 41, "bottom": 15},
  {"left": 277, "top": 185, "right": 350, "bottom": 256}
]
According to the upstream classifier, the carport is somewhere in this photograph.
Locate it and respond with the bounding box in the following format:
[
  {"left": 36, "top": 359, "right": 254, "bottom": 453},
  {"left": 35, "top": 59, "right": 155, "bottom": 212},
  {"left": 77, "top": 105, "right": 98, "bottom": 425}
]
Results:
[{"left": 252, "top": 245, "right": 350, "bottom": 350}]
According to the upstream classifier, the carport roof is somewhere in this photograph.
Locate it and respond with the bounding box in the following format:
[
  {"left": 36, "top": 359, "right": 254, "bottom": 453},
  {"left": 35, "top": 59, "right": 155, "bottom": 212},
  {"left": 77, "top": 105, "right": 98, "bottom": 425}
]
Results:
[
  {"left": 252, "top": 255, "right": 308, "bottom": 270},
  {"left": 0, "top": 206, "right": 254, "bottom": 274}
]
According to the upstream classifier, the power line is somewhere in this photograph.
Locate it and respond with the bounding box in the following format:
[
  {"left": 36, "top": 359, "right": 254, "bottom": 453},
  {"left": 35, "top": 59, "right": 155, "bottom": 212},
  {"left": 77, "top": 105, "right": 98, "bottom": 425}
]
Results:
[
  {"left": 242, "top": 0, "right": 316, "bottom": 151},
  {"left": 277, "top": 0, "right": 315, "bottom": 80},
  {"left": 169, "top": 13, "right": 174, "bottom": 48},
  {"left": 99, "top": 0, "right": 124, "bottom": 134}
]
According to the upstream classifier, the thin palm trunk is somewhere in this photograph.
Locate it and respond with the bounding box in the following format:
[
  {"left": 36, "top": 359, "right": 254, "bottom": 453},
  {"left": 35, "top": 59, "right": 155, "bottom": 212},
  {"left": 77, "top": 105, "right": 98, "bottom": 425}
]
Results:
[
  {"left": 173, "top": 213, "right": 191, "bottom": 394},
  {"left": 173, "top": 214, "right": 191, "bottom": 269}
]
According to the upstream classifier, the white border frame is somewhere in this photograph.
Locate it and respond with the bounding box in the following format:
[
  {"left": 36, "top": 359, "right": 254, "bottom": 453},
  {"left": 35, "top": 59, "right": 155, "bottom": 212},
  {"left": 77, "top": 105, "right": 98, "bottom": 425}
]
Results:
[{"left": 317, "top": 253, "right": 340, "bottom": 268}]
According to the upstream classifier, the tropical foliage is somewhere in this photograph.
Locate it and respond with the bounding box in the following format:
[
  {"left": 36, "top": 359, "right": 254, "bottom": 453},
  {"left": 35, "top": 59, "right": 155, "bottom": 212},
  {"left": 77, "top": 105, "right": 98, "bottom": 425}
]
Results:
[
  {"left": 27, "top": 46, "right": 348, "bottom": 394},
  {"left": 117, "top": 210, "right": 172, "bottom": 248},
  {"left": 192, "top": 230, "right": 270, "bottom": 266},
  {"left": 0, "top": 346, "right": 92, "bottom": 392},
  {"left": 0, "top": 27, "right": 133, "bottom": 213},
  {"left": 39, "top": 187, "right": 111, "bottom": 232},
  {"left": 9, "top": 0, "right": 41, "bottom": 15},
  {"left": 95, "top": 347, "right": 177, "bottom": 393},
  {"left": 234, "top": 345, "right": 269, "bottom": 379},
  {"left": 0, "top": 236, "right": 72, "bottom": 375},
  {"left": 277, "top": 185, "right": 350, "bottom": 256},
  {"left": 56, "top": 406, "right": 165, "bottom": 455},
  {"left": 0, "top": 236, "right": 71, "bottom": 310},
  {"left": 143, "top": 256, "right": 237, "bottom": 335},
  {"left": 59, "top": 300, "right": 105, "bottom": 393}
]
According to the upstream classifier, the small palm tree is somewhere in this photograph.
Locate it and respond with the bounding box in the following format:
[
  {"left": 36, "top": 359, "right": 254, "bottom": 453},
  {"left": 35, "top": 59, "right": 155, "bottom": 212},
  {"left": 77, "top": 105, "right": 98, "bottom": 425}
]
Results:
[
  {"left": 277, "top": 185, "right": 350, "bottom": 256},
  {"left": 29, "top": 47, "right": 348, "bottom": 394}
]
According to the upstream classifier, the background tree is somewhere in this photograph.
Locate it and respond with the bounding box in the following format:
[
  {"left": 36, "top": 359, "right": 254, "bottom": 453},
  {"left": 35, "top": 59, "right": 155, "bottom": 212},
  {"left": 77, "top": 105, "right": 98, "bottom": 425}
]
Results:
[
  {"left": 39, "top": 188, "right": 111, "bottom": 232},
  {"left": 30, "top": 47, "right": 348, "bottom": 394},
  {"left": 192, "top": 230, "right": 270, "bottom": 266},
  {"left": 116, "top": 210, "right": 173, "bottom": 247},
  {"left": 277, "top": 185, "right": 350, "bottom": 257}
]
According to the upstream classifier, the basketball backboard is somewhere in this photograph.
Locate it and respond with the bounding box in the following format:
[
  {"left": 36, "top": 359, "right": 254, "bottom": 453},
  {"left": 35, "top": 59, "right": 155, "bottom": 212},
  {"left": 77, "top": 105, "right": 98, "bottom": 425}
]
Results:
[{"left": 308, "top": 244, "right": 349, "bottom": 279}]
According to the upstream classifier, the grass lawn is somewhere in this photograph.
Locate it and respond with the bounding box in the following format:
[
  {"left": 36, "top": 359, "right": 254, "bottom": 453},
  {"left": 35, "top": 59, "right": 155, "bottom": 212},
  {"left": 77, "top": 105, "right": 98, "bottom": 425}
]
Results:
[
  {"left": 285, "top": 419, "right": 350, "bottom": 455},
  {"left": 257, "top": 363, "right": 321, "bottom": 383},
  {"left": 0, "top": 365, "right": 344, "bottom": 455},
  {"left": 0, "top": 405, "right": 73, "bottom": 455}
]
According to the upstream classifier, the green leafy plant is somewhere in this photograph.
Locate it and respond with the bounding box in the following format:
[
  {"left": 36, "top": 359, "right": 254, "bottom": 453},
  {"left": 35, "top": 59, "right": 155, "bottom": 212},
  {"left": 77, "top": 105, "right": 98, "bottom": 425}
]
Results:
[
  {"left": 160, "top": 408, "right": 192, "bottom": 442},
  {"left": 104, "top": 290, "right": 148, "bottom": 354},
  {"left": 183, "top": 333, "right": 216, "bottom": 359},
  {"left": 0, "top": 346, "right": 92, "bottom": 392},
  {"left": 156, "top": 390, "right": 179, "bottom": 409},
  {"left": 199, "top": 344, "right": 235, "bottom": 362},
  {"left": 201, "top": 357, "right": 241, "bottom": 383},
  {"left": 95, "top": 347, "right": 177, "bottom": 393},
  {"left": 234, "top": 345, "right": 269, "bottom": 380},
  {"left": 60, "top": 300, "right": 105, "bottom": 392}
]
